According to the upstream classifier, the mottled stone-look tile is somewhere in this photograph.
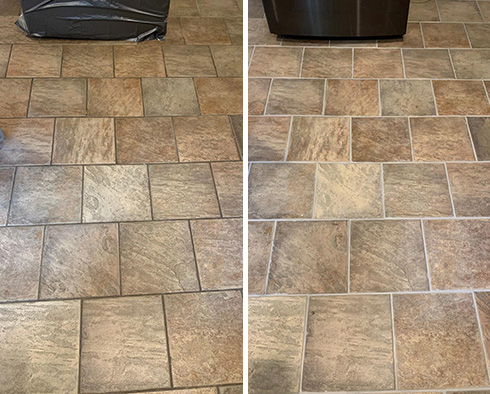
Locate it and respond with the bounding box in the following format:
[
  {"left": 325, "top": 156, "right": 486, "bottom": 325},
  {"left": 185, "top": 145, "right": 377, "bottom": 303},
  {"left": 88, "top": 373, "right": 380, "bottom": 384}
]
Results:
[
  {"left": 468, "top": 117, "right": 490, "bottom": 160},
  {"left": 288, "top": 117, "right": 350, "bottom": 162},
  {"left": 0, "top": 300, "right": 80, "bottom": 394},
  {"left": 408, "top": 0, "right": 439, "bottom": 21},
  {"left": 142, "top": 77, "right": 200, "bottom": 116},
  {"left": 465, "top": 23, "right": 490, "bottom": 48},
  {"left": 0, "top": 78, "right": 31, "bottom": 117},
  {"left": 422, "top": 23, "right": 470, "bottom": 48},
  {"left": 62, "top": 45, "right": 113, "bottom": 77},
  {"left": 303, "top": 295, "right": 394, "bottom": 391},
  {"left": 315, "top": 164, "right": 383, "bottom": 219},
  {"left": 384, "top": 164, "right": 452, "bottom": 217},
  {"left": 210, "top": 46, "right": 242, "bottom": 77},
  {"left": 393, "top": 293, "right": 488, "bottom": 389},
  {"left": 248, "top": 116, "right": 290, "bottom": 161},
  {"left": 438, "top": 0, "right": 483, "bottom": 21},
  {"left": 249, "top": 47, "right": 302, "bottom": 77},
  {"left": 249, "top": 297, "right": 306, "bottom": 394},
  {"left": 248, "top": 18, "right": 280, "bottom": 45},
  {"left": 165, "top": 291, "right": 242, "bottom": 386},
  {"left": 403, "top": 49, "right": 454, "bottom": 78},
  {"left": 114, "top": 44, "right": 165, "bottom": 77},
  {"left": 225, "top": 18, "right": 242, "bottom": 45},
  {"left": 83, "top": 165, "right": 151, "bottom": 223},
  {"left": 138, "top": 390, "right": 217, "bottom": 394},
  {"left": 149, "top": 163, "right": 220, "bottom": 219},
  {"left": 164, "top": 46, "right": 216, "bottom": 77},
  {"left": 10, "top": 166, "right": 82, "bottom": 225},
  {"left": 451, "top": 49, "right": 490, "bottom": 79},
  {"left": 169, "top": 0, "right": 199, "bottom": 16},
  {"left": 191, "top": 219, "right": 242, "bottom": 290},
  {"left": 87, "top": 78, "right": 143, "bottom": 117},
  {"left": 197, "top": 0, "right": 241, "bottom": 16},
  {"left": 325, "top": 79, "right": 379, "bottom": 116},
  {"left": 230, "top": 114, "right": 243, "bottom": 156},
  {"left": 248, "top": 221, "right": 273, "bottom": 295},
  {"left": 249, "top": 78, "right": 271, "bottom": 115},
  {"left": 380, "top": 80, "right": 436, "bottom": 116},
  {"left": 116, "top": 117, "right": 177, "bottom": 164},
  {"left": 378, "top": 23, "right": 424, "bottom": 48},
  {"left": 301, "top": 48, "right": 352, "bottom": 78},
  {"left": 212, "top": 162, "right": 242, "bottom": 217},
  {"left": 120, "top": 221, "right": 199, "bottom": 295},
  {"left": 0, "top": 45, "right": 10, "bottom": 77},
  {"left": 0, "top": 168, "right": 13, "bottom": 225},
  {"left": 351, "top": 220, "right": 428, "bottom": 292},
  {"left": 476, "top": 292, "right": 490, "bottom": 363},
  {"left": 219, "top": 386, "right": 241, "bottom": 394},
  {"left": 249, "top": 0, "right": 264, "bottom": 17},
  {"left": 447, "top": 163, "right": 490, "bottom": 216},
  {"left": 174, "top": 116, "right": 239, "bottom": 161},
  {"left": 7, "top": 45, "right": 61, "bottom": 77},
  {"left": 249, "top": 163, "right": 316, "bottom": 219},
  {"left": 433, "top": 80, "right": 490, "bottom": 116},
  {"left": 267, "top": 79, "right": 324, "bottom": 115},
  {"left": 80, "top": 296, "right": 170, "bottom": 393},
  {"left": 0, "top": 0, "right": 21, "bottom": 15},
  {"left": 352, "top": 117, "right": 412, "bottom": 162},
  {"left": 181, "top": 17, "right": 231, "bottom": 45},
  {"left": 269, "top": 221, "right": 348, "bottom": 294},
  {"left": 0, "top": 16, "right": 34, "bottom": 44},
  {"left": 354, "top": 48, "right": 403, "bottom": 78},
  {"left": 195, "top": 77, "right": 242, "bottom": 115},
  {"left": 162, "top": 17, "right": 185, "bottom": 45}
]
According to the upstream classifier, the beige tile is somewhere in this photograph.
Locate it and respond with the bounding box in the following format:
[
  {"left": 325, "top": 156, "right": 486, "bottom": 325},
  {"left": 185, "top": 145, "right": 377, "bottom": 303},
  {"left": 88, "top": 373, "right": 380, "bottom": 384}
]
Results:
[
  {"left": 267, "top": 79, "right": 324, "bottom": 115},
  {"left": 210, "top": 46, "right": 242, "bottom": 77},
  {"left": 231, "top": 114, "right": 243, "bottom": 156},
  {"left": 169, "top": 0, "right": 199, "bottom": 16},
  {"left": 248, "top": 221, "right": 273, "bottom": 295},
  {"left": 211, "top": 162, "right": 242, "bottom": 217},
  {"left": 248, "top": 18, "right": 280, "bottom": 45},
  {"left": 163, "top": 46, "right": 216, "bottom": 77},
  {"left": 433, "top": 80, "right": 490, "bottom": 116},
  {"left": 249, "top": 47, "right": 302, "bottom": 77},
  {"left": 219, "top": 386, "right": 242, "bottom": 394},
  {"left": 196, "top": 0, "right": 241, "bottom": 16},
  {"left": 330, "top": 39, "right": 377, "bottom": 48},
  {"left": 7, "top": 45, "right": 61, "bottom": 77},
  {"left": 380, "top": 80, "right": 436, "bottom": 116},
  {"left": 0, "top": 0, "right": 21, "bottom": 15},
  {"left": 451, "top": 49, "right": 490, "bottom": 79},
  {"left": 408, "top": 0, "right": 440, "bottom": 21},
  {"left": 114, "top": 44, "right": 165, "bottom": 77},
  {"left": 468, "top": 117, "right": 490, "bottom": 160},
  {"left": 354, "top": 48, "right": 403, "bottom": 78},
  {"left": 301, "top": 48, "right": 352, "bottom": 78},
  {"left": 0, "top": 168, "right": 14, "bottom": 225},
  {"left": 403, "top": 49, "right": 454, "bottom": 78},
  {"left": 422, "top": 23, "right": 470, "bottom": 47},
  {"left": 162, "top": 18, "right": 185, "bottom": 45},
  {"left": 195, "top": 77, "right": 242, "bottom": 115},
  {"left": 325, "top": 79, "right": 379, "bottom": 116},
  {"left": 248, "top": 78, "right": 270, "bottom": 115},
  {"left": 438, "top": 0, "right": 483, "bottom": 21},
  {"left": 0, "top": 45, "right": 10, "bottom": 77},
  {"left": 0, "top": 78, "right": 31, "bottom": 117},
  {"left": 378, "top": 23, "right": 424, "bottom": 48},
  {"left": 87, "top": 78, "right": 143, "bottom": 117},
  {"left": 181, "top": 17, "right": 231, "bottom": 45},
  {"left": 466, "top": 23, "right": 490, "bottom": 48},
  {"left": 480, "top": 1, "right": 490, "bottom": 21},
  {"left": 225, "top": 18, "right": 243, "bottom": 45},
  {"left": 136, "top": 389, "right": 217, "bottom": 394},
  {"left": 249, "top": 0, "right": 265, "bottom": 17},
  {"left": 248, "top": 116, "right": 290, "bottom": 161},
  {"left": 476, "top": 292, "right": 490, "bottom": 365},
  {"left": 62, "top": 45, "right": 113, "bottom": 77},
  {"left": 0, "top": 16, "right": 35, "bottom": 44}
]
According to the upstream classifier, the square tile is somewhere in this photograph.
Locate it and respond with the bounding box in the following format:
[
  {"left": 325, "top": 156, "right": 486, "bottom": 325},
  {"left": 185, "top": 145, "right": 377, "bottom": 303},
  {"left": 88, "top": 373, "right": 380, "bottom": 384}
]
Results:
[
  {"left": 466, "top": 23, "right": 490, "bottom": 48},
  {"left": 433, "top": 80, "right": 490, "bottom": 115},
  {"left": 40, "top": 224, "right": 119, "bottom": 299},
  {"left": 402, "top": 49, "right": 454, "bottom": 78},
  {"left": 149, "top": 163, "right": 220, "bottom": 219},
  {"left": 29, "top": 78, "right": 86, "bottom": 117},
  {"left": 62, "top": 45, "right": 113, "bottom": 77},
  {"left": 350, "top": 220, "right": 428, "bottom": 292},
  {"left": 0, "top": 45, "right": 10, "bottom": 77},
  {"left": 301, "top": 48, "right": 352, "bottom": 78},
  {"left": 378, "top": 23, "right": 424, "bottom": 48},
  {"left": 249, "top": 47, "right": 302, "bottom": 77},
  {"left": 87, "top": 78, "right": 143, "bottom": 117},
  {"left": 10, "top": 166, "right": 82, "bottom": 225},
  {"left": 268, "top": 221, "right": 348, "bottom": 294},
  {"left": 468, "top": 117, "right": 490, "bottom": 160},
  {"left": 80, "top": 296, "right": 170, "bottom": 393},
  {"left": 451, "top": 49, "right": 490, "bottom": 79},
  {"left": 422, "top": 23, "right": 470, "bottom": 47},
  {"left": 447, "top": 163, "right": 490, "bottom": 216},
  {"left": 142, "top": 78, "right": 200, "bottom": 116},
  {"left": 249, "top": 78, "right": 270, "bottom": 115},
  {"left": 0, "top": 226, "right": 43, "bottom": 301},
  {"left": 302, "top": 295, "right": 394, "bottom": 391},
  {"left": 267, "top": 79, "right": 324, "bottom": 115},
  {"left": 393, "top": 293, "right": 488, "bottom": 389},
  {"left": 408, "top": 0, "right": 440, "bottom": 21},
  {"left": 7, "top": 45, "right": 61, "bottom": 77},
  {"left": 120, "top": 221, "right": 199, "bottom": 295},
  {"left": 410, "top": 117, "right": 475, "bottom": 161},
  {"left": 165, "top": 291, "right": 242, "bottom": 386},
  {"left": 383, "top": 164, "right": 453, "bottom": 217},
  {"left": 248, "top": 163, "right": 316, "bottom": 219},
  {"left": 352, "top": 117, "right": 412, "bottom": 162},
  {"left": 248, "top": 221, "right": 273, "bottom": 295},
  {"left": 210, "top": 46, "right": 242, "bottom": 77},
  {"left": 0, "top": 78, "right": 31, "bottom": 117},
  {"left": 196, "top": 0, "right": 241, "bottom": 16},
  {"left": 0, "top": 300, "right": 80, "bottom": 394},
  {"left": 248, "top": 297, "right": 306, "bottom": 394},
  {"left": 195, "top": 77, "right": 242, "bottom": 115},
  {"left": 325, "top": 79, "right": 379, "bottom": 116},
  {"left": 287, "top": 117, "right": 350, "bottom": 161},
  {"left": 211, "top": 162, "right": 243, "bottom": 217},
  {"left": 354, "top": 49, "right": 403, "bottom": 78},
  {"left": 248, "top": 116, "right": 290, "bottom": 161},
  {"left": 191, "top": 218, "right": 243, "bottom": 290},
  {"left": 380, "top": 80, "right": 436, "bottom": 116},
  {"left": 476, "top": 292, "right": 490, "bottom": 363},
  {"left": 114, "top": 44, "right": 165, "bottom": 77},
  {"left": 0, "top": 118, "right": 54, "bottom": 165},
  {"left": 0, "top": 168, "right": 14, "bottom": 225},
  {"left": 249, "top": 18, "right": 280, "bottom": 45},
  {"left": 164, "top": 46, "right": 216, "bottom": 77},
  {"left": 181, "top": 17, "right": 231, "bottom": 45},
  {"left": 438, "top": 0, "right": 483, "bottom": 21},
  {"left": 174, "top": 116, "right": 239, "bottom": 161},
  {"left": 314, "top": 163, "right": 383, "bottom": 219}
]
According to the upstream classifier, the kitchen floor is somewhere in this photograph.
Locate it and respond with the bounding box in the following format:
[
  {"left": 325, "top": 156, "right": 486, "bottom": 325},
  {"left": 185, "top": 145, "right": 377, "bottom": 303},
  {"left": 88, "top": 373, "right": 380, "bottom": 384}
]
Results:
[
  {"left": 0, "top": 0, "right": 243, "bottom": 393},
  {"left": 248, "top": 0, "right": 490, "bottom": 393}
]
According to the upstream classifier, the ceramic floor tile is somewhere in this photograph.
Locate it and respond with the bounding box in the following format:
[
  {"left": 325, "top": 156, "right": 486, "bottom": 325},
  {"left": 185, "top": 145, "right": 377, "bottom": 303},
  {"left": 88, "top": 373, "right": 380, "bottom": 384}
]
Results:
[
  {"left": 380, "top": 80, "right": 436, "bottom": 116},
  {"left": 249, "top": 0, "right": 265, "bottom": 17},
  {"left": 165, "top": 291, "right": 243, "bottom": 386},
  {"left": 181, "top": 17, "right": 232, "bottom": 45},
  {"left": 249, "top": 47, "right": 302, "bottom": 77},
  {"left": 191, "top": 218, "right": 243, "bottom": 290},
  {"left": 301, "top": 48, "right": 352, "bottom": 78},
  {"left": 80, "top": 296, "right": 170, "bottom": 393},
  {"left": 281, "top": 37, "right": 330, "bottom": 46},
  {"left": 142, "top": 77, "right": 200, "bottom": 116},
  {"left": 249, "top": 78, "right": 271, "bottom": 115},
  {"left": 211, "top": 162, "right": 243, "bottom": 217},
  {"left": 248, "top": 163, "right": 316, "bottom": 219},
  {"left": 447, "top": 163, "right": 490, "bottom": 216},
  {"left": 451, "top": 49, "right": 490, "bottom": 79},
  {"left": 248, "top": 18, "right": 280, "bottom": 45},
  {"left": 267, "top": 79, "right": 325, "bottom": 115},
  {"left": 325, "top": 79, "right": 379, "bottom": 116},
  {"left": 287, "top": 117, "right": 350, "bottom": 161},
  {"left": 115, "top": 117, "right": 178, "bottom": 164},
  {"left": 0, "top": 45, "right": 10, "bottom": 77},
  {"left": 7, "top": 45, "right": 61, "bottom": 77},
  {"left": 354, "top": 48, "right": 404, "bottom": 78},
  {"left": 169, "top": 0, "right": 199, "bottom": 16},
  {"left": 0, "top": 300, "right": 80, "bottom": 394},
  {"left": 302, "top": 295, "right": 394, "bottom": 392},
  {"left": 163, "top": 46, "right": 216, "bottom": 77},
  {"left": 314, "top": 163, "right": 383, "bottom": 219},
  {"left": 393, "top": 293, "right": 488, "bottom": 389},
  {"left": 138, "top": 390, "right": 217, "bottom": 394},
  {"left": 352, "top": 117, "right": 412, "bottom": 162},
  {"left": 0, "top": 78, "right": 31, "bottom": 117},
  {"left": 83, "top": 165, "right": 151, "bottom": 223},
  {"left": 421, "top": 23, "right": 470, "bottom": 47},
  {"left": 468, "top": 117, "right": 490, "bottom": 160},
  {"left": 0, "top": 16, "right": 35, "bottom": 44},
  {"left": 196, "top": 0, "right": 241, "bottom": 16},
  {"left": 61, "top": 45, "right": 114, "bottom": 77},
  {"left": 0, "top": 0, "right": 21, "bottom": 15},
  {"left": 465, "top": 23, "right": 490, "bottom": 47},
  {"left": 377, "top": 23, "right": 424, "bottom": 48},
  {"left": 230, "top": 114, "right": 243, "bottom": 156},
  {"left": 210, "top": 46, "right": 243, "bottom": 77},
  {"left": 410, "top": 117, "right": 475, "bottom": 161},
  {"left": 480, "top": 1, "right": 490, "bottom": 21},
  {"left": 383, "top": 163, "right": 453, "bottom": 217},
  {"left": 330, "top": 39, "right": 377, "bottom": 48},
  {"left": 174, "top": 116, "right": 239, "bottom": 161},
  {"left": 475, "top": 292, "right": 490, "bottom": 362},
  {"left": 162, "top": 18, "right": 186, "bottom": 45},
  {"left": 248, "top": 116, "right": 290, "bottom": 161},
  {"left": 350, "top": 220, "right": 428, "bottom": 292},
  {"left": 120, "top": 221, "right": 199, "bottom": 295},
  {"left": 114, "top": 44, "right": 165, "bottom": 77},
  {"left": 248, "top": 221, "right": 273, "bottom": 295},
  {"left": 433, "top": 80, "right": 490, "bottom": 115},
  {"left": 0, "top": 168, "right": 14, "bottom": 225},
  {"left": 9, "top": 166, "right": 82, "bottom": 225},
  {"left": 225, "top": 18, "right": 243, "bottom": 45},
  {"left": 219, "top": 386, "right": 242, "bottom": 394},
  {"left": 408, "top": 0, "right": 440, "bottom": 21},
  {"left": 402, "top": 49, "right": 455, "bottom": 78},
  {"left": 87, "top": 78, "right": 143, "bottom": 117},
  {"left": 0, "top": 118, "right": 54, "bottom": 165},
  {"left": 149, "top": 163, "right": 220, "bottom": 219},
  {"left": 438, "top": 0, "right": 483, "bottom": 21},
  {"left": 195, "top": 77, "right": 242, "bottom": 115},
  {"left": 248, "top": 297, "right": 306, "bottom": 394}
]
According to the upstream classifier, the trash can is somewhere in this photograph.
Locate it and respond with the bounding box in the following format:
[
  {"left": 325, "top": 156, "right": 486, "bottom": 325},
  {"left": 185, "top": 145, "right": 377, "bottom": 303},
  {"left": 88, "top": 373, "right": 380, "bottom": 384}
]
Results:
[{"left": 262, "top": 0, "right": 411, "bottom": 38}]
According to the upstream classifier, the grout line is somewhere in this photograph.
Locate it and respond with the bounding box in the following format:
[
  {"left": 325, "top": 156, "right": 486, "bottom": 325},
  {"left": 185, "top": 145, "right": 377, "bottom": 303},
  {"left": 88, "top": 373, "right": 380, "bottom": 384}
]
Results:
[
  {"left": 349, "top": 117, "right": 353, "bottom": 162},
  {"left": 4, "top": 166, "right": 17, "bottom": 226},
  {"left": 80, "top": 166, "right": 85, "bottom": 222},
  {"left": 378, "top": 78, "right": 382, "bottom": 116},
  {"left": 299, "top": 46, "right": 305, "bottom": 78},
  {"left": 465, "top": 116, "right": 479, "bottom": 161},
  {"left": 419, "top": 23, "right": 426, "bottom": 49},
  {"left": 463, "top": 23, "right": 474, "bottom": 49},
  {"left": 421, "top": 220, "right": 433, "bottom": 292},
  {"left": 36, "top": 225, "right": 47, "bottom": 300},
  {"left": 4, "top": 44, "right": 13, "bottom": 77},
  {"left": 263, "top": 220, "right": 277, "bottom": 294},
  {"left": 483, "top": 80, "right": 490, "bottom": 108},
  {"left": 248, "top": 159, "right": 490, "bottom": 164},
  {"left": 227, "top": 115, "right": 243, "bottom": 161},
  {"left": 248, "top": 45, "right": 256, "bottom": 68},
  {"left": 161, "top": 295, "right": 174, "bottom": 388},
  {"left": 473, "top": 292, "right": 490, "bottom": 383},
  {"left": 311, "top": 163, "right": 319, "bottom": 219},
  {"left": 263, "top": 78, "right": 273, "bottom": 115},
  {"left": 146, "top": 164, "right": 155, "bottom": 221},
  {"left": 170, "top": 117, "right": 181, "bottom": 163},
  {"left": 380, "top": 164, "right": 386, "bottom": 218},
  {"left": 298, "top": 295, "right": 310, "bottom": 393},
  {"left": 248, "top": 215, "right": 490, "bottom": 222},
  {"left": 49, "top": 118, "right": 56, "bottom": 165},
  {"left": 476, "top": 1, "right": 486, "bottom": 22},
  {"left": 77, "top": 299, "right": 83, "bottom": 394},
  {"left": 429, "top": 80, "right": 439, "bottom": 116},
  {"left": 112, "top": 118, "right": 117, "bottom": 164},
  {"left": 390, "top": 294, "right": 398, "bottom": 390},
  {"left": 400, "top": 48, "right": 406, "bottom": 79},
  {"left": 283, "top": 116, "right": 294, "bottom": 161},
  {"left": 321, "top": 79, "right": 328, "bottom": 115},
  {"left": 351, "top": 47, "right": 354, "bottom": 79},
  {"left": 347, "top": 220, "right": 351, "bottom": 293},
  {"left": 446, "top": 49, "right": 458, "bottom": 79},
  {"left": 434, "top": 0, "right": 443, "bottom": 22},
  {"left": 444, "top": 162, "right": 456, "bottom": 217},
  {"left": 187, "top": 220, "right": 203, "bottom": 292},
  {"left": 117, "top": 222, "right": 122, "bottom": 296},
  {"left": 209, "top": 162, "right": 224, "bottom": 218},
  {"left": 407, "top": 117, "right": 415, "bottom": 161}
]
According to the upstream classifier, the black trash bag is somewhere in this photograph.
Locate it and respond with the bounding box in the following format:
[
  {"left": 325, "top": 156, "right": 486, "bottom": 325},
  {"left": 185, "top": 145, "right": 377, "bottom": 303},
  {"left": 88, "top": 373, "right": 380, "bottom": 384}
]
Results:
[{"left": 16, "top": 0, "right": 170, "bottom": 42}]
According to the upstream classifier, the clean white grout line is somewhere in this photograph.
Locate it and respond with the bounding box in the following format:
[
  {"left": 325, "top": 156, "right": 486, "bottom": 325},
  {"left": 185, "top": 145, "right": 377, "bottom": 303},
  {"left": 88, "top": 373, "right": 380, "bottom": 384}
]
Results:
[
  {"left": 446, "top": 49, "right": 458, "bottom": 79},
  {"left": 248, "top": 159, "right": 490, "bottom": 164},
  {"left": 349, "top": 117, "right": 353, "bottom": 162},
  {"left": 321, "top": 79, "right": 328, "bottom": 115},
  {"left": 248, "top": 45, "right": 256, "bottom": 68},
  {"left": 420, "top": 219, "right": 433, "bottom": 292},
  {"left": 347, "top": 220, "right": 351, "bottom": 293},
  {"left": 390, "top": 294, "right": 398, "bottom": 390},
  {"left": 444, "top": 162, "right": 457, "bottom": 217},
  {"left": 400, "top": 48, "right": 406, "bottom": 79},
  {"left": 429, "top": 80, "right": 439, "bottom": 116},
  {"left": 378, "top": 78, "right": 382, "bottom": 116},
  {"left": 419, "top": 22, "right": 427, "bottom": 49},
  {"left": 380, "top": 163, "right": 386, "bottom": 218},
  {"left": 311, "top": 163, "right": 319, "bottom": 219},
  {"left": 434, "top": 0, "right": 443, "bottom": 22},
  {"left": 407, "top": 117, "right": 415, "bottom": 161},
  {"left": 465, "top": 116, "right": 479, "bottom": 161},
  {"left": 263, "top": 77, "right": 274, "bottom": 115},
  {"left": 473, "top": 292, "right": 490, "bottom": 383},
  {"left": 263, "top": 221, "right": 277, "bottom": 294},
  {"left": 283, "top": 116, "right": 294, "bottom": 161},
  {"left": 483, "top": 80, "right": 490, "bottom": 107},
  {"left": 248, "top": 216, "right": 490, "bottom": 222},
  {"left": 463, "top": 23, "right": 474, "bottom": 49},
  {"left": 298, "top": 295, "right": 310, "bottom": 393},
  {"left": 299, "top": 46, "right": 306, "bottom": 78}
]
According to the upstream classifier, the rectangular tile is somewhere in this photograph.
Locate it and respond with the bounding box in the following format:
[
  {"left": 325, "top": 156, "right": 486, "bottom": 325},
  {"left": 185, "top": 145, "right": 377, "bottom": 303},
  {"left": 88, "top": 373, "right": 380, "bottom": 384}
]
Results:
[
  {"left": 433, "top": 80, "right": 490, "bottom": 116},
  {"left": 378, "top": 23, "right": 424, "bottom": 48},
  {"left": 0, "top": 45, "right": 10, "bottom": 77},
  {"left": 267, "top": 79, "right": 324, "bottom": 115},
  {"left": 62, "top": 45, "right": 113, "bottom": 77},
  {"left": 421, "top": 23, "right": 470, "bottom": 48},
  {"left": 211, "top": 162, "right": 243, "bottom": 217},
  {"left": 451, "top": 49, "right": 490, "bottom": 79},
  {"left": 164, "top": 45, "right": 216, "bottom": 77},
  {"left": 7, "top": 45, "right": 61, "bottom": 77},
  {"left": 181, "top": 17, "right": 231, "bottom": 45},
  {"left": 438, "top": 0, "right": 483, "bottom": 22},
  {"left": 210, "top": 46, "right": 242, "bottom": 77},
  {"left": 354, "top": 48, "right": 403, "bottom": 78},
  {"left": 408, "top": 0, "right": 439, "bottom": 21},
  {"left": 301, "top": 48, "right": 352, "bottom": 78},
  {"left": 114, "top": 43, "right": 166, "bottom": 77},
  {"left": 248, "top": 78, "right": 270, "bottom": 115},
  {"left": 249, "top": 47, "right": 302, "bottom": 77},
  {"left": 248, "top": 221, "right": 274, "bottom": 295},
  {"left": 195, "top": 77, "right": 242, "bottom": 115},
  {"left": 402, "top": 49, "right": 454, "bottom": 79},
  {"left": 248, "top": 18, "right": 280, "bottom": 46},
  {"left": 87, "top": 78, "right": 143, "bottom": 117},
  {"left": 196, "top": 0, "right": 241, "bottom": 17},
  {"left": 325, "top": 79, "right": 379, "bottom": 116}
]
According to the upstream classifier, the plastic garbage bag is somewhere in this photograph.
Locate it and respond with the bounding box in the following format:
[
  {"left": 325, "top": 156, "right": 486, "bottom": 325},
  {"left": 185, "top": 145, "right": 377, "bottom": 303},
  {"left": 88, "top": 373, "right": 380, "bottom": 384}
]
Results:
[{"left": 16, "top": 0, "right": 169, "bottom": 42}]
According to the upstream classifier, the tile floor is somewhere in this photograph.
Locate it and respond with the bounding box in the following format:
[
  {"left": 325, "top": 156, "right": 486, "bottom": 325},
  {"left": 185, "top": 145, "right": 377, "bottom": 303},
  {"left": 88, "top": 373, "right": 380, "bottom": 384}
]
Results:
[
  {"left": 0, "top": 0, "right": 243, "bottom": 392},
  {"left": 248, "top": 0, "right": 490, "bottom": 392}
]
